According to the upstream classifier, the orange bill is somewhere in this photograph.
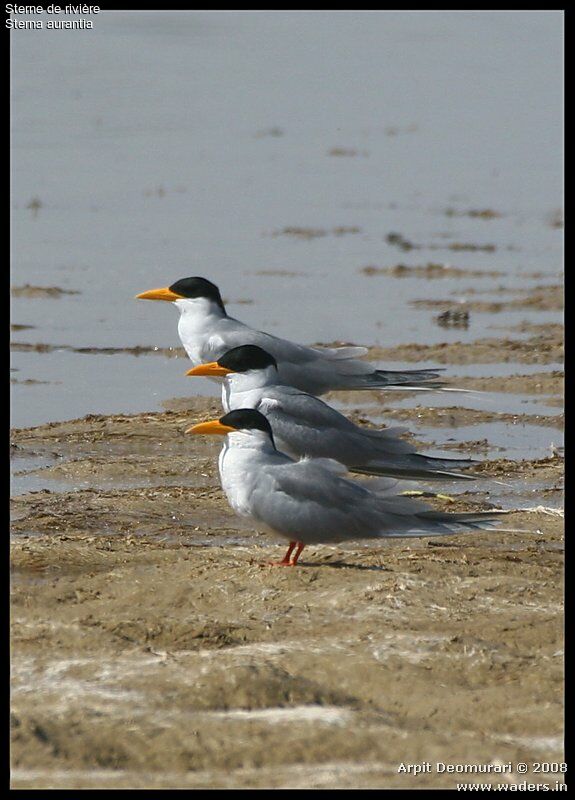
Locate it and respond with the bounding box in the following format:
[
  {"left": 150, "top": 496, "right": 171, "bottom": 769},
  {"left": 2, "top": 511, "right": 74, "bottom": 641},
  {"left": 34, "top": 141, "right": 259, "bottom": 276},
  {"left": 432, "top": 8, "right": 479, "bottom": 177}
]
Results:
[
  {"left": 135, "top": 287, "right": 184, "bottom": 301},
  {"left": 186, "top": 362, "right": 232, "bottom": 377},
  {"left": 185, "top": 420, "right": 236, "bottom": 435}
]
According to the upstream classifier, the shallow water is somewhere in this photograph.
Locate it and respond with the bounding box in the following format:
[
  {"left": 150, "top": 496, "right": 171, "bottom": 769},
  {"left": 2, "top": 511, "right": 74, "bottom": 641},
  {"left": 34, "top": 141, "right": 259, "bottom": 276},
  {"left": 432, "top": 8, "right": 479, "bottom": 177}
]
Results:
[
  {"left": 11, "top": 11, "right": 563, "bottom": 448},
  {"left": 389, "top": 391, "right": 561, "bottom": 418},
  {"left": 415, "top": 420, "right": 563, "bottom": 462}
]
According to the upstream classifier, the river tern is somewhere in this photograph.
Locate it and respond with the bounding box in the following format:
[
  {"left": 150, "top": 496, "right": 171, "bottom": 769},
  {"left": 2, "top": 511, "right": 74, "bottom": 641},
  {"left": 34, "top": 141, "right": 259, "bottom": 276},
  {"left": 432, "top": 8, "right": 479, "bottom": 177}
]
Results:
[
  {"left": 187, "top": 345, "right": 477, "bottom": 481},
  {"left": 186, "top": 409, "right": 514, "bottom": 567},
  {"left": 136, "top": 277, "right": 444, "bottom": 395}
]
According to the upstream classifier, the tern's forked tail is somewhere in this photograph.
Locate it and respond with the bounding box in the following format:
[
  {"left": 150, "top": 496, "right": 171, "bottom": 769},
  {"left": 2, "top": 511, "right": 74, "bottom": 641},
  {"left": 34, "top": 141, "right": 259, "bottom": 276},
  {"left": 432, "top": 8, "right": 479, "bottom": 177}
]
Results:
[
  {"left": 350, "top": 465, "right": 479, "bottom": 482},
  {"left": 340, "top": 368, "right": 447, "bottom": 390},
  {"left": 350, "top": 452, "right": 481, "bottom": 482},
  {"left": 390, "top": 509, "right": 532, "bottom": 538}
]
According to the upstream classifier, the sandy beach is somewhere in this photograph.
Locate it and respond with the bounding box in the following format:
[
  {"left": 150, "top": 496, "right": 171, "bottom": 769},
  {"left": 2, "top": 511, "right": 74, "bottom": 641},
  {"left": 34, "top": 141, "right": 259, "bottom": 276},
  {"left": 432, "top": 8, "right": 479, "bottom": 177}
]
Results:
[{"left": 11, "top": 333, "right": 564, "bottom": 789}]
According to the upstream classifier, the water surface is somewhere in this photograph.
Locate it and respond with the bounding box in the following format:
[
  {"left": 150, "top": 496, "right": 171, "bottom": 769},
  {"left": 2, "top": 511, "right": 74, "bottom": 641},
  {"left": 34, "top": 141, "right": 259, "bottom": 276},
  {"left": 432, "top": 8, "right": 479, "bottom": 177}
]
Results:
[{"left": 11, "top": 11, "right": 563, "bottom": 439}]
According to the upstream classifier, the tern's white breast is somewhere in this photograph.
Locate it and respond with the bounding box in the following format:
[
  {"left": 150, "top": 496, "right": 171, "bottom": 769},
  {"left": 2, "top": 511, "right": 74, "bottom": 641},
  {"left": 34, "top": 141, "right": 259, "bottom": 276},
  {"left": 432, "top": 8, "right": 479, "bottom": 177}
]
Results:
[
  {"left": 218, "top": 442, "right": 258, "bottom": 518},
  {"left": 175, "top": 298, "right": 225, "bottom": 365}
]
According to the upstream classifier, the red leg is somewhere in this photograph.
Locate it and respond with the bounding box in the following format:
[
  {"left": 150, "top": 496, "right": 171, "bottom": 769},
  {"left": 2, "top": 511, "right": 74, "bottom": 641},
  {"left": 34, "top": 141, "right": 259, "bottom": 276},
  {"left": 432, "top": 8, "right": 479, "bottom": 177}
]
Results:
[
  {"left": 290, "top": 541, "right": 306, "bottom": 566},
  {"left": 268, "top": 541, "right": 296, "bottom": 567}
]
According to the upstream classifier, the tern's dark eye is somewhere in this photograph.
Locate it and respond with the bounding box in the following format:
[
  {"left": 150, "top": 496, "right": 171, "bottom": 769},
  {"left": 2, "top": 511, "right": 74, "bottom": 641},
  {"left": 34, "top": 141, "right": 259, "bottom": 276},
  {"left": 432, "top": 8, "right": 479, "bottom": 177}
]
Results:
[
  {"left": 168, "top": 277, "right": 226, "bottom": 313},
  {"left": 219, "top": 408, "right": 274, "bottom": 440},
  {"left": 218, "top": 346, "right": 277, "bottom": 373}
]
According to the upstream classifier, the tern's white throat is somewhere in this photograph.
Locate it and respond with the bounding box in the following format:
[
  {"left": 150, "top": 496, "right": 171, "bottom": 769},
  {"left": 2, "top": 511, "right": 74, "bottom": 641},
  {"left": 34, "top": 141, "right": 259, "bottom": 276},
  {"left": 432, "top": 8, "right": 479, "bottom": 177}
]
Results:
[
  {"left": 174, "top": 296, "right": 226, "bottom": 320},
  {"left": 226, "top": 365, "right": 278, "bottom": 394},
  {"left": 225, "top": 427, "right": 276, "bottom": 453}
]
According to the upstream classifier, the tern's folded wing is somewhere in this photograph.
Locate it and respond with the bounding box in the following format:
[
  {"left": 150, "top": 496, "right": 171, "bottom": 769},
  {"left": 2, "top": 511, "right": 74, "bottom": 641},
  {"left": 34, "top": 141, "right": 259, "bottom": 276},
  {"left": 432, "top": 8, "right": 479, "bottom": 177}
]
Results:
[
  {"left": 258, "top": 391, "right": 414, "bottom": 461},
  {"left": 247, "top": 459, "right": 411, "bottom": 543}
]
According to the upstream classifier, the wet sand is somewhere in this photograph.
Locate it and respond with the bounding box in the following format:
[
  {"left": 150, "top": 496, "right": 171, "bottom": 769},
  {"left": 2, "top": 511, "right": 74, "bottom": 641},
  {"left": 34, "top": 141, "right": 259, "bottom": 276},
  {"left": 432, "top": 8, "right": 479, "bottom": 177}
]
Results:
[
  {"left": 366, "top": 327, "right": 563, "bottom": 366},
  {"left": 11, "top": 339, "right": 564, "bottom": 789}
]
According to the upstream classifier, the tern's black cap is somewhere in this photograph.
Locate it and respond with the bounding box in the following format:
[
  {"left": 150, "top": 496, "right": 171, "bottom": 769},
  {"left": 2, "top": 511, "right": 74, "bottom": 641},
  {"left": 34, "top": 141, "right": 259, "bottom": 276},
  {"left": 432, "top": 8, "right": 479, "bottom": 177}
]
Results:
[
  {"left": 168, "top": 277, "right": 226, "bottom": 313},
  {"left": 218, "top": 345, "right": 278, "bottom": 373},
  {"left": 219, "top": 409, "right": 275, "bottom": 445}
]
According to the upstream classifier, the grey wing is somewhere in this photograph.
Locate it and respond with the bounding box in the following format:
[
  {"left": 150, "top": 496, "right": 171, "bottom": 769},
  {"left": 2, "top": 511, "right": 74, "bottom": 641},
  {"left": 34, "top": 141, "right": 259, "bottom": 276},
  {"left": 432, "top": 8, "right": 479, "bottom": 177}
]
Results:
[
  {"left": 258, "top": 390, "right": 413, "bottom": 464},
  {"left": 249, "top": 459, "right": 431, "bottom": 544},
  {"left": 250, "top": 459, "right": 507, "bottom": 545},
  {"left": 204, "top": 321, "right": 340, "bottom": 365},
  {"left": 259, "top": 390, "right": 479, "bottom": 482},
  {"left": 221, "top": 319, "right": 383, "bottom": 380},
  {"left": 210, "top": 318, "right": 326, "bottom": 364},
  {"left": 203, "top": 319, "right": 268, "bottom": 361},
  {"left": 248, "top": 459, "right": 377, "bottom": 543},
  {"left": 212, "top": 319, "right": 441, "bottom": 394},
  {"left": 247, "top": 326, "right": 369, "bottom": 365}
]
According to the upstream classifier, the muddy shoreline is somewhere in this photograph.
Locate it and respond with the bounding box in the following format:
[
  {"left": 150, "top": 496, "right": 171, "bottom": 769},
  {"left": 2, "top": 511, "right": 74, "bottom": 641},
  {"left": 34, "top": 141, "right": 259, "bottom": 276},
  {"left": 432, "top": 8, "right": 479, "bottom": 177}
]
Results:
[
  {"left": 11, "top": 371, "right": 564, "bottom": 788},
  {"left": 10, "top": 308, "right": 565, "bottom": 791}
]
